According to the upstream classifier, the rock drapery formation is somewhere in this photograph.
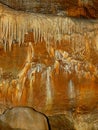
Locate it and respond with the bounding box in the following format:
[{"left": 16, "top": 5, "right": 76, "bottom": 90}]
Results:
[{"left": 0, "top": 1, "right": 98, "bottom": 130}]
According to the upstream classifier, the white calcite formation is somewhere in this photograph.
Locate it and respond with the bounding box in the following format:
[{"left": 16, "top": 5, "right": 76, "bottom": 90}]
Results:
[{"left": 0, "top": 3, "right": 98, "bottom": 53}]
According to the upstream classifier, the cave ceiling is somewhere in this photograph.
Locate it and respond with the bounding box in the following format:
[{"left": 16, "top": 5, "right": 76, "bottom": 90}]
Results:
[{"left": 0, "top": 0, "right": 98, "bottom": 18}]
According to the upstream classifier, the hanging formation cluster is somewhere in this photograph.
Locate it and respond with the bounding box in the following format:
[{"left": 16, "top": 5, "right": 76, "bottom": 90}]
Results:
[{"left": 0, "top": 3, "right": 98, "bottom": 52}]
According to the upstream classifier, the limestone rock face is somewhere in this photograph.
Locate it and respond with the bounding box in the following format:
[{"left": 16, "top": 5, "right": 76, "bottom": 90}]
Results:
[{"left": 0, "top": 107, "right": 49, "bottom": 130}]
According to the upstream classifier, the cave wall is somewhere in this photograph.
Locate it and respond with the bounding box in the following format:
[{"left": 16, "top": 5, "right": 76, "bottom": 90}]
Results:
[
  {"left": 0, "top": 1, "right": 98, "bottom": 130},
  {"left": 0, "top": 2, "right": 98, "bottom": 116}
]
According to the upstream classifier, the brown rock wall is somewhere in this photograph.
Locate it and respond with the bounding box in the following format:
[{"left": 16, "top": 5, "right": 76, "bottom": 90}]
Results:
[{"left": 0, "top": 0, "right": 98, "bottom": 18}]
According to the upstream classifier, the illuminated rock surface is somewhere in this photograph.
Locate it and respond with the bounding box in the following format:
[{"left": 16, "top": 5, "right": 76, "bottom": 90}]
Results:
[{"left": 0, "top": 1, "right": 98, "bottom": 130}]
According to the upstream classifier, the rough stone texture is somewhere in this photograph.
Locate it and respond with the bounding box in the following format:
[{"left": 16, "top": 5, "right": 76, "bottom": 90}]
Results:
[
  {"left": 48, "top": 109, "right": 98, "bottom": 130},
  {"left": 0, "top": 0, "right": 98, "bottom": 18},
  {"left": 48, "top": 114, "right": 75, "bottom": 130},
  {"left": 1, "top": 109, "right": 98, "bottom": 130},
  {"left": 0, "top": 107, "right": 49, "bottom": 130}
]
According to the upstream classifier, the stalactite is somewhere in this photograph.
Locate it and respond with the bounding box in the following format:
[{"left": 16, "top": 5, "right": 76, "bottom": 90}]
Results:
[{"left": 0, "top": 3, "right": 98, "bottom": 52}]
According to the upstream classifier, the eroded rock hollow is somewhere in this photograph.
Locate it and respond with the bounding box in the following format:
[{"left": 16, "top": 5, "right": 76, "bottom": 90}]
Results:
[{"left": 0, "top": 1, "right": 98, "bottom": 130}]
